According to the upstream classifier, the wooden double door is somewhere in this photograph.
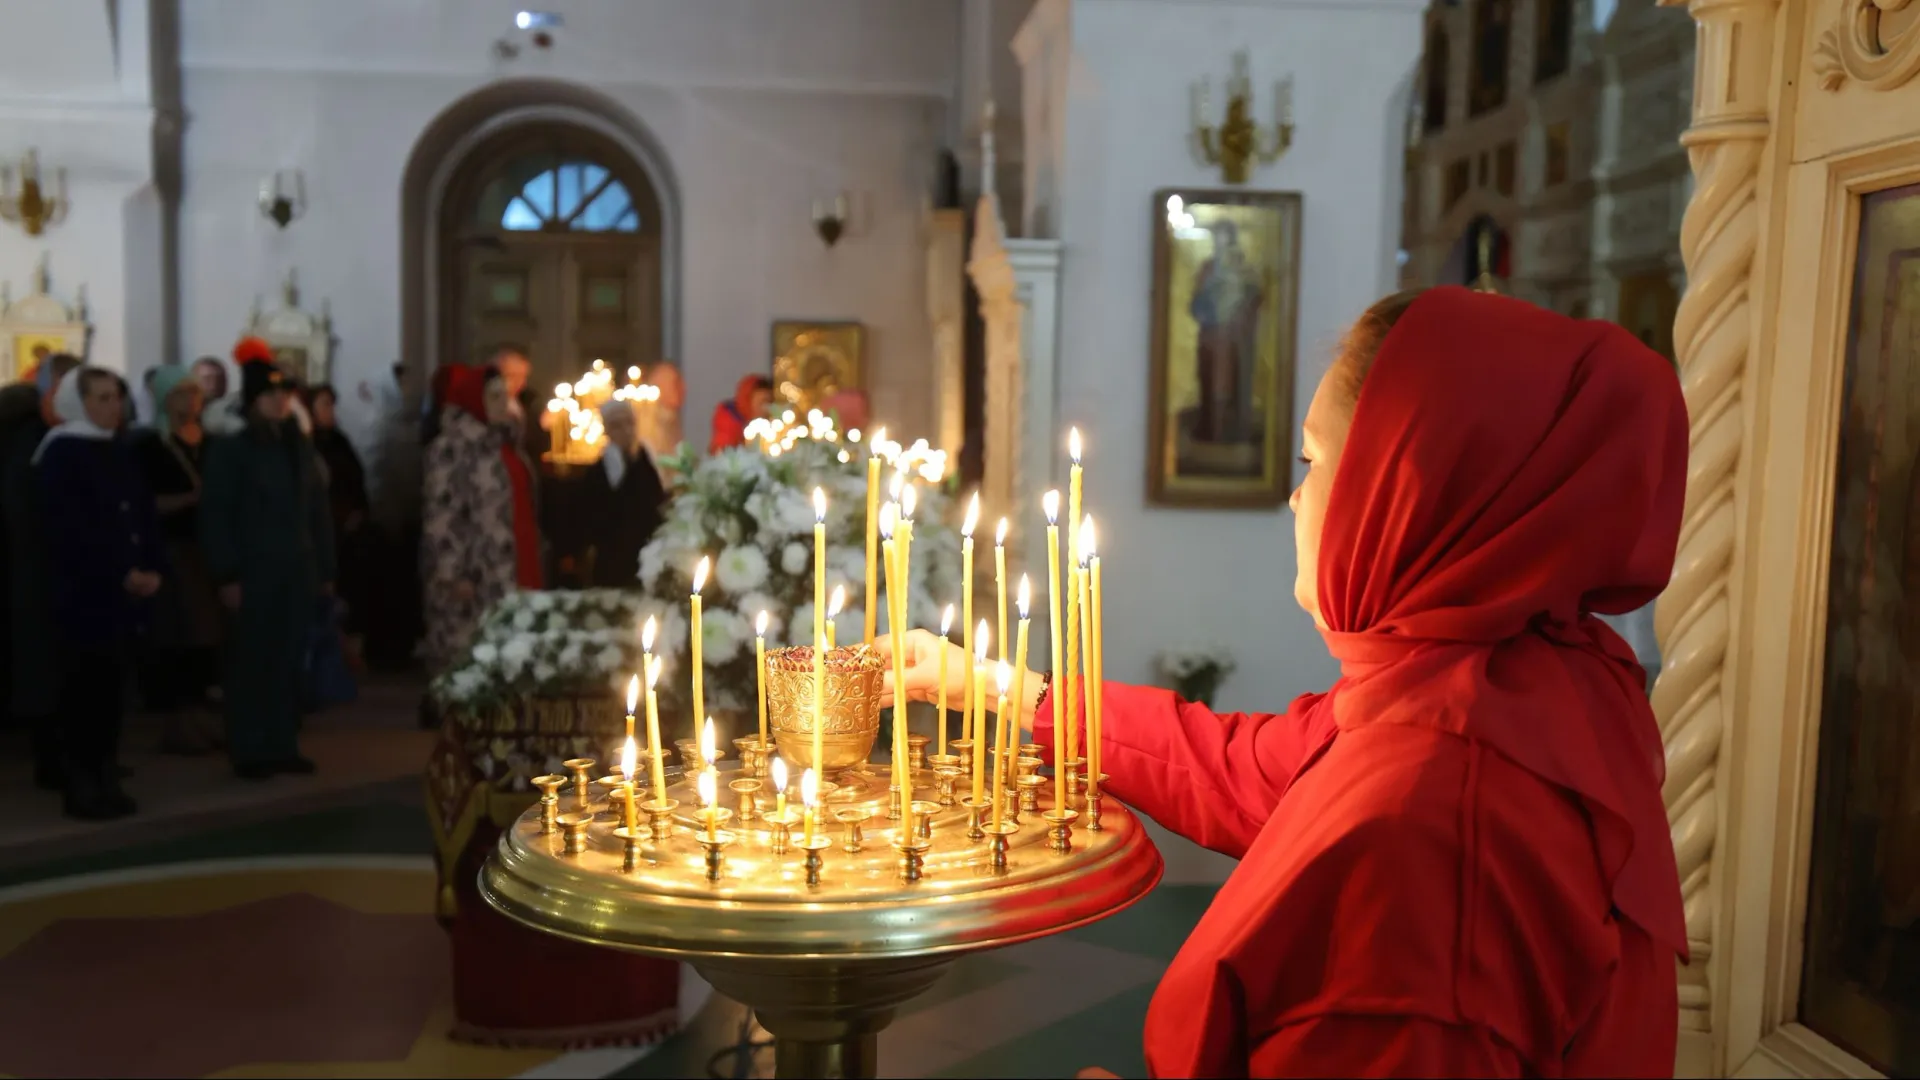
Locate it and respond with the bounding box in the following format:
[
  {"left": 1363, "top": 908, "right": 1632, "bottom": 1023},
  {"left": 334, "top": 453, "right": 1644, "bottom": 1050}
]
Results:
[{"left": 454, "top": 232, "right": 659, "bottom": 396}]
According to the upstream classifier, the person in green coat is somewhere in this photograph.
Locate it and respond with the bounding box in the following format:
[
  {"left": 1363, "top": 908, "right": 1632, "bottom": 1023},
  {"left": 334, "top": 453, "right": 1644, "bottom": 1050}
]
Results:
[{"left": 199, "top": 358, "right": 335, "bottom": 780}]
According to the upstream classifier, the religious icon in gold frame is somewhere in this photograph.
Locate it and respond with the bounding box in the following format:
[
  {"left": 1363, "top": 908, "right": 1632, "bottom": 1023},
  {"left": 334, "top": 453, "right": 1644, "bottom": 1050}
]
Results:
[
  {"left": 771, "top": 320, "right": 864, "bottom": 415},
  {"left": 1147, "top": 187, "right": 1302, "bottom": 509}
]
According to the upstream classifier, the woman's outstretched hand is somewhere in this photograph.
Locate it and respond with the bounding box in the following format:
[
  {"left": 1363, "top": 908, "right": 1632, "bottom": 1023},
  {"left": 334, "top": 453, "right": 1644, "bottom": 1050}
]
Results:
[{"left": 873, "top": 629, "right": 1046, "bottom": 733}]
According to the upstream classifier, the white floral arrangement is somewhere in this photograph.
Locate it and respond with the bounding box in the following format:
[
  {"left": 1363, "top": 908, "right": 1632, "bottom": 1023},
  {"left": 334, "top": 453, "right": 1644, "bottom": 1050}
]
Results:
[
  {"left": 1155, "top": 645, "right": 1237, "bottom": 706},
  {"left": 433, "top": 436, "right": 961, "bottom": 717}
]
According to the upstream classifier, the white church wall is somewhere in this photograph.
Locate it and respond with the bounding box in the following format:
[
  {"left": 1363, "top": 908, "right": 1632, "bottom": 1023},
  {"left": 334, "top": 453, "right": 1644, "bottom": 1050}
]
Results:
[
  {"left": 1049, "top": 0, "right": 1425, "bottom": 711},
  {"left": 173, "top": 0, "right": 960, "bottom": 451}
]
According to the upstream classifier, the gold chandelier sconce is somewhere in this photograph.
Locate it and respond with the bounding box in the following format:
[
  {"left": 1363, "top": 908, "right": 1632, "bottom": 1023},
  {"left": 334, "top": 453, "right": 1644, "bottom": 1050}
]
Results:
[
  {"left": 0, "top": 150, "right": 69, "bottom": 236},
  {"left": 1192, "top": 51, "right": 1294, "bottom": 186}
]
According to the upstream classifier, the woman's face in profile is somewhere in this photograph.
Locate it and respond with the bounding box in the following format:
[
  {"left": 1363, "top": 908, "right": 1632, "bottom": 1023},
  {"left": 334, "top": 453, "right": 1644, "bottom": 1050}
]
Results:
[
  {"left": 1290, "top": 367, "right": 1355, "bottom": 631},
  {"left": 483, "top": 377, "right": 511, "bottom": 425}
]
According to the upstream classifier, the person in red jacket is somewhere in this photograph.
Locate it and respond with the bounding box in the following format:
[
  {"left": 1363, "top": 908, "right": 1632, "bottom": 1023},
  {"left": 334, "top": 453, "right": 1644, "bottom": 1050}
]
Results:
[
  {"left": 880, "top": 286, "right": 1688, "bottom": 1079},
  {"left": 708, "top": 374, "right": 772, "bottom": 454}
]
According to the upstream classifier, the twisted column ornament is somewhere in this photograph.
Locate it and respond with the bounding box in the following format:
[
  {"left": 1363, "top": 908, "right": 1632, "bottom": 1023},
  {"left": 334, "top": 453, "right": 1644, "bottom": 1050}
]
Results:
[{"left": 1654, "top": 0, "right": 1779, "bottom": 1052}]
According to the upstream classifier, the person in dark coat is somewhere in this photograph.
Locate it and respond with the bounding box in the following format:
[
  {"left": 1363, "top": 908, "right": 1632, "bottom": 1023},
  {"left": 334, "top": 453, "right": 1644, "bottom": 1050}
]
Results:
[
  {"left": 570, "top": 398, "right": 667, "bottom": 588},
  {"left": 3, "top": 353, "right": 82, "bottom": 787},
  {"left": 307, "top": 384, "right": 372, "bottom": 634},
  {"left": 35, "top": 367, "right": 167, "bottom": 820},
  {"left": 200, "top": 358, "right": 336, "bottom": 780}
]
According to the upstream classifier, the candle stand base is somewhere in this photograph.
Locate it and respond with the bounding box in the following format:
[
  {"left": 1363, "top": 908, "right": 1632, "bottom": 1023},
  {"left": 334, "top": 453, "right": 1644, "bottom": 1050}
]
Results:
[
  {"left": 1043, "top": 809, "right": 1078, "bottom": 853},
  {"left": 905, "top": 733, "right": 930, "bottom": 772},
  {"left": 731, "top": 778, "right": 763, "bottom": 824},
  {"left": 1060, "top": 757, "right": 1087, "bottom": 808},
  {"left": 482, "top": 761, "right": 1161, "bottom": 1080},
  {"left": 563, "top": 758, "right": 596, "bottom": 800},
  {"left": 835, "top": 808, "right": 871, "bottom": 853},
  {"left": 533, "top": 775, "right": 565, "bottom": 833},
  {"left": 927, "top": 755, "right": 963, "bottom": 805},
  {"left": 1017, "top": 775, "right": 1045, "bottom": 815},
  {"left": 960, "top": 796, "right": 989, "bottom": 840},
  {"left": 910, "top": 801, "right": 940, "bottom": 842},
  {"left": 1084, "top": 786, "right": 1109, "bottom": 832}
]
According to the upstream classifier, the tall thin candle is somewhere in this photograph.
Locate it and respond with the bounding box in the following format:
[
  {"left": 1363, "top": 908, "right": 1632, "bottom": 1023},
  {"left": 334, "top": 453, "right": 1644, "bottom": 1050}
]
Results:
[
  {"left": 754, "top": 611, "right": 770, "bottom": 749},
  {"left": 991, "top": 662, "right": 1012, "bottom": 830},
  {"left": 802, "top": 767, "right": 819, "bottom": 845},
  {"left": 811, "top": 488, "right": 828, "bottom": 774},
  {"left": 959, "top": 494, "right": 979, "bottom": 743},
  {"left": 1009, "top": 576, "right": 1031, "bottom": 796},
  {"left": 698, "top": 770, "right": 718, "bottom": 841},
  {"left": 826, "top": 584, "right": 845, "bottom": 650},
  {"left": 994, "top": 518, "right": 1009, "bottom": 663},
  {"left": 1086, "top": 517, "right": 1105, "bottom": 801},
  {"left": 1064, "top": 429, "right": 1084, "bottom": 761},
  {"left": 638, "top": 617, "right": 657, "bottom": 744},
  {"left": 863, "top": 429, "right": 884, "bottom": 644},
  {"left": 936, "top": 604, "right": 955, "bottom": 756},
  {"left": 1042, "top": 491, "right": 1065, "bottom": 809},
  {"left": 624, "top": 674, "right": 639, "bottom": 745},
  {"left": 644, "top": 656, "right": 667, "bottom": 799},
  {"left": 772, "top": 756, "right": 789, "bottom": 819},
  {"left": 619, "top": 736, "right": 638, "bottom": 832},
  {"left": 970, "top": 624, "right": 989, "bottom": 807},
  {"left": 689, "top": 556, "right": 710, "bottom": 744},
  {"left": 880, "top": 505, "right": 908, "bottom": 830}
]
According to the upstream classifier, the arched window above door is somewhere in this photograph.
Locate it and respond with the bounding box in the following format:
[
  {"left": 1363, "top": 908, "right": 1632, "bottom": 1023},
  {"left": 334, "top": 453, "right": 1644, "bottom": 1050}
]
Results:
[{"left": 472, "top": 153, "right": 648, "bottom": 234}]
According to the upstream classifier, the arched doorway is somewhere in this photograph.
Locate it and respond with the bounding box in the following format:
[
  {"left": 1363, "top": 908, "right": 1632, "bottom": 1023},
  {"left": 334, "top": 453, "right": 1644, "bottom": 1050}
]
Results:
[{"left": 439, "top": 123, "right": 662, "bottom": 396}]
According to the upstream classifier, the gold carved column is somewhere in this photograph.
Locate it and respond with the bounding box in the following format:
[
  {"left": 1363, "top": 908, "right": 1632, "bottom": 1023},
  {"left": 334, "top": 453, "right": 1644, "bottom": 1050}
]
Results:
[{"left": 1653, "top": 0, "right": 1781, "bottom": 1073}]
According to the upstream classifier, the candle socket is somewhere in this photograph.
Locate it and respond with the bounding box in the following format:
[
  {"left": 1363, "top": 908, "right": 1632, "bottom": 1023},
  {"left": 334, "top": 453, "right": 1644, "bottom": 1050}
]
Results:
[
  {"left": 835, "top": 808, "right": 872, "bottom": 853},
  {"left": 1019, "top": 743, "right": 1045, "bottom": 765},
  {"left": 886, "top": 784, "right": 903, "bottom": 820},
  {"left": 906, "top": 733, "right": 931, "bottom": 772},
  {"left": 1042, "top": 808, "right": 1080, "bottom": 852},
  {"left": 892, "top": 834, "right": 933, "bottom": 882},
  {"left": 930, "top": 758, "right": 964, "bottom": 806},
  {"left": 563, "top": 758, "right": 597, "bottom": 801},
  {"left": 1084, "top": 782, "right": 1109, "bottom": 832},
  {"left": 673, "top": 739, "right": 700, "bottom": 771},
  {"left": 733, "top": 736, "right": 770, "bottom": 779},
  {"left": 1061, "top": 756, "right": 1087, "bottom": 805},
  {"left": 697, "top": 830, "right": 736, "bottom": 883},
  {"left": 951, "top": 737, "right": 975, "bottom": 764},
  {"left": 1017, "top": 774, "right": 1046, "bottom": 814},
  {"left": 983, "top": 820, "right": 1019, "bottom": 872},
  {"left": 911, "top": 801, "right": 941, "bottom": 841},
  {"left": 800, "top": 834, "right": 833, "bottom": 887},
  {"left": 613, "top": 824, "right": 644, "bottom": 872},
  {"left": 729, "top": 778, "right": 762, "bottom": 823},
  {"left": 594, "top": 775, "right": 627, "bottom": 818},
  {"left": 643, "top": 798, "right": 680, "bottom": 843},
  {"left": 1003, "top": 785, "right": 1023, "bottom": 826},
  {"left": 532, "top": 774, "right": 566, "bottom": 833},
  {"left": 556, "top": 810, "right": 594, "bottom": 855},
  {"left": 764, "top": 808, "right": 797, "bottom": 855},
  {"left": 961, "top": 796, "right": 990, "bottom": 840}
]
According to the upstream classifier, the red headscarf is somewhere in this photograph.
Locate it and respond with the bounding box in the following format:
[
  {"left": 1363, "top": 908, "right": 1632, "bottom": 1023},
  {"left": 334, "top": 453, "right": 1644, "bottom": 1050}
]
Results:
[
  {"left": 1313, "top": 286, "right": 1688, "bottom": 958},
  {"left": 442, "top": 364, "right": 491, "bottom": 423},
  {"left": 233, "top": 335, "right": 276, "bottom": 367},
  {"left": 708, "top": 374, "right": 771, "bottom": 454}
]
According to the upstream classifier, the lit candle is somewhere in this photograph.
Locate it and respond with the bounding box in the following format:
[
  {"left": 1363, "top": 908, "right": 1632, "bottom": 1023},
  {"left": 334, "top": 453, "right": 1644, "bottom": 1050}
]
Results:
[
  {"left": 880, "top": 504, "right": 911, "bottom": 833},
  {"left": 639, "top": 617, "right": 657, "bottom": 744},
  {"left": 826, "top": 584, "right": 846, "bottom": 650},
  {"left": 971, "top": 623, "right": 990, "bottom": 807},
  {"left": 690, "top": 555, "right": 710, "bottom": 744},
  {"left": 620, "top": 736, "right": 639, "bottom": 832},
  {"left": 624, "top": 673, "right": 639, "bottom": 745},
  {"left": 644, "top": 655, "right": 667, "bottom": 799},
  {"left": 1009, "top": 575, "right": 1031, "bottom": 795},
  {"left": 802, "top": 767, "right": 819, "bottom": 845},
  {"left": 936, "top": 603, "right": 955, "bottom": 757},
  {"left": 699, "top": 770, "right": 718, "bottom": 841},
  {"left": 773, "top": 755, "right": 789, "bottom": 819},
  {"left": 960, "top": 494, "right": 979, "bottom": 744},
  {"left": 1082, "top": 516, "right": 1102, "bottom": 800},
  {"left": 1042, "top": 491, "right": 1065, "bottom": 807},
  {"left": 864, "top": 429, "right": 884, "bottom": 644},
  {"left": 994, "top": 517, "right": 1010, "bottom": 663},
  {"left": 755, "top": 610, "right": 770, "bottom": 749},
  {"left": 811, "top": 489, "right": 828, "bottom": 774},
  {"left": 992, "top": 661, "right": 1013, "bottom": 831},
  {"left": 1065, "top": 429, "right": 1083, "bottom": 762}
]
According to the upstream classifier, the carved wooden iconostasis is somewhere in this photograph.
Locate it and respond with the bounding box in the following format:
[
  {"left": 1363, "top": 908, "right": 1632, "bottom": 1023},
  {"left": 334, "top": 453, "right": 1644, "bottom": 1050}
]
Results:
[
  {"left": 1657, "top": 1, "right": 1920, "bottom": 1077},
  {"left": 0, "top": 256, "right": 88, "bottom": 382},
  {"left": 243, "top": 269, "right": 333, "bottom": 386}
]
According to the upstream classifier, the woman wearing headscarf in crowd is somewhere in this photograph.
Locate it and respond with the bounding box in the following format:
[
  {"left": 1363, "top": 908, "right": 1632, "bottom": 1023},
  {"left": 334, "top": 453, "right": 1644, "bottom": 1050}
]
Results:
[
  {"left": 881, "top": 287, "right": 1689, "bottom": 1078},
  {"left": 200, "top": 356, "right": 335, "bottom": 781},
  {"left": 563, "top": 398, "right": 667, "bottom": 588},
  {"left": 707, "top": 374, "right": 772, "bottom": 454},
  {"left": 35, "top": 367, "right": 166, "bottom": 820},
  {"left": 307, "top": 384, "right": 372, "bottom": 634},
  {"left": 421, "top": 365, "right": 542, "bottom": 673},
  {"left": 421, "top": 364, "right": 458, "bottom": 446},
  {"left": 4, "top": 353, "right": 83, "bottom": 789},
  {"left": 134, "top": 365, "right": 224, "bottom": 755}
]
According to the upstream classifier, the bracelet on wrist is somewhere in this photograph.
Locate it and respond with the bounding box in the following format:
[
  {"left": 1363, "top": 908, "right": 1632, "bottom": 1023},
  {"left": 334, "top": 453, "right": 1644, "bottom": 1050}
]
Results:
[{"left": 1033, "top": 669, "right": 1054, "bottom": 717}]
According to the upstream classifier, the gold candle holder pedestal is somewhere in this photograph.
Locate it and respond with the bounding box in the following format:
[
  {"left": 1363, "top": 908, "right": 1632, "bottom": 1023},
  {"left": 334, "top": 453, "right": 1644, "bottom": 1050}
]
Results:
[
  {"left": 764, "top": 808, "right": 797, "bottom": 855},
  {"left": 982, "top": 820, "right": 1019, "bottom": 872},
  {"left": 765, "top": 645, "right": 886, "bottom": 779},
  {"left": 885, "top": 785, "right": 903, "bottom": 821},
  {"left": 799, "top": 834, "right": 833, "bottom": 887},
  {"left": 835, "top": 808, "right": 871, "bottom": 853},
  {"left": 563, "top": 758, "right": 597, "bottom": 800},
  {"left": 556, "top": 810, "right": 594, "bottom": 855},
  {"left": 960, "top": 796, "right": 990, "bottom": 840},
  {"left": 1060, "top": 756, "right": 1087, "bottom": 807},
  {"left": 532, "top": 775, "right": 566, "bottom": 833},
  {"left": 698, "top": 830, "right": 737, "bottom": 883},
  {"left": 905, "top": 733, "right": 930, "bottom": 772},
  {"left": 673, "top": 739, "right": 701, "bottom": 771},
  {"left": 613, "top": 824, "right": 644, "bottom": 871},
  {"left": 892, "top": 833, "right": 933, "bottom": 882},
  {"left": 1083, "top": 776, "right": 1110, "bottom": 832},
  {"left": 926, "top": 754, "right": 963, "bottom": 805},
  {"left": 730, "top": 778, "right": 763, "bottom": 824},
  {"left": 1019, "top": 743, "right": 1045, "bottom": 764},
  {"left": 1042, "top": 809, "right": 1079, "bottom": 853},
  {"left": 1003, "top": 786, "right": 1022, "bottom": 827},
  {"left": 950, "top": 737, "right": 975, "bottom": 766},
  {"left": 593, "top": 775, "right": 626, "bottom": 819},
  {"left": 643, "top": 798, "right": 679, "bottom": 843},
  {"left": 735, "top": 735, "right": 772, "bottom": 779},
  {"left": 1017, "top": 775, "right": 1046, "bottom": 815},
  {"left": 910, "top": 801, "right": 940, "bottom": 842}
]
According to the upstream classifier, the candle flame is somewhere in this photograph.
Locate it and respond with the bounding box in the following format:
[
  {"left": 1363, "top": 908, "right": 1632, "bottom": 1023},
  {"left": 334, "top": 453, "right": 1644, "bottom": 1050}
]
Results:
[
  {"left": 620, "top": 736, "right": 637, "bottom": 780},
  {"left": 756, "top": 609, "right": 769, "bottom": 636},
  {"left": 1069, "top": 427, "right": 1083, "bottom": 464},
  {"left": 647, "top": 653, "right": 662, "bottom": 688},
  {"left": 691, "top": 556, "right": 710, "bottom": 595},
  {"left": 879, "top": 500, "right": 897, "bottom": 539},
  {"left": 1082, "top": 516, "right": 1097, "bottom": 560},
  {"left": 872, "top": 426, "right": 887, "bottom": 450},
  {"left": 940, "top": 603, "right": 955, "bottom": 635},
  {"left": 641, "top": 615, "right": 657, "bottom": 652},
  {"left": 698, "top": 769, "right": 716, "bottom": 810},
  {"left": 995, "top": 517, "right": 1009, "bottom": 546},
  {"left": 626, "top": 674, "right": 639, "bottom": 714},
  {"left": 975, "top": 620, "right": 990, "bottom": 661},
  {"left": 828, "top": 584, "right": 845, "bottom": 618},
  {"left": 813, "top": 487, "right": 827, "bottom": 522},
  {"left": 997, "top": 660, "right": 1012, "bottom": 696},
  {"left": 1017, "top": 574, "right": 1031, "bottom": 619},
  {"left": 962, "top": 492, "right": 980, "bottom": 537},
  {"left": 901, "top": 483, "right": 918, "bottom": 521},
  {"left": 801, "top": 768, "right": 819, "bottom": 807},
  {"left": 1042, "top": 489, "right": 1059, "bottom": 524},
  {"left": 702, "top": 717, "right": 717, "bottom": 764},
  {"left": 772, "top": 756, "right": 788, "bottom": 793}
]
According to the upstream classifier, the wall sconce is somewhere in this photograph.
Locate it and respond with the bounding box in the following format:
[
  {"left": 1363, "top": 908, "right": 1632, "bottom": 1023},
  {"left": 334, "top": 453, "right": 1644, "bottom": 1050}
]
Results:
[
  {"left": 0, "top": 150, "right": 69, "bottom": 236},
  {"left": 259, "top": 170, "right": 306, "bottom": 229},
  {"left": 1191, "top": 52, "right": 1293, "bottom": 185},
  {"left": 812, "top": 193, "right": 849, "bottom": 248}
]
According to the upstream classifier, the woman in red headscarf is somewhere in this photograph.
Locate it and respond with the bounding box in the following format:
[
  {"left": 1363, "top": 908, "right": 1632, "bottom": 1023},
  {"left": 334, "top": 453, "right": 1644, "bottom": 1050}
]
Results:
[
  {"left": 420, "top": 365, "right": 542, "bottom": 674},
  {"left": 880, "top": 286, "right": 1688, "bottom": 1078},
  {"left": 708, "top": 374, "right": 773, "bottom": 454}
]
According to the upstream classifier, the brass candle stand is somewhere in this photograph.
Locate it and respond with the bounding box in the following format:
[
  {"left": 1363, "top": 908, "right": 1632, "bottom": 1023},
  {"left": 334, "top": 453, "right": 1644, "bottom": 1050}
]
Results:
[{"left": 483, "top": 754, "right": 1161, "bottom": 1079}]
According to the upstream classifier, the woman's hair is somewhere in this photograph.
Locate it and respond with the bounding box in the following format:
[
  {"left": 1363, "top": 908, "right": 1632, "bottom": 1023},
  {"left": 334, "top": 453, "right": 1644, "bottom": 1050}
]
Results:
[
  {"left": 1329, "top": 289, "right": 1425, "bottom": 415},
  {"left": 77, "top": 368, "right": 121, "bottom": 398},
  {"left": 309, "top": 383, "right": 338, "bottom": 406}
]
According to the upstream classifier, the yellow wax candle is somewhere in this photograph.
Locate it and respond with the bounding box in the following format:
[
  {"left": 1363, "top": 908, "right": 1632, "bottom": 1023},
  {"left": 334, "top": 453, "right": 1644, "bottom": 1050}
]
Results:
[
  {"left": 754, "top": 611, "right": 770, "bottom": 748},
  {"left": 644, "top": 656, "right": 667, "bottom": 799},
  {"left": 772, "top": 756, "right": 789, "bottom": 819},
  {"left": 638, "top": 617, "right": 657, "bottom": 744},
  {"left": 971, "top": 628, "right": 989, "bottom": 806},
  {"left": 994, "top": 518, "right": 1009, "bottom": 663},
  {"left": 894, "top": 503, "right": 916, "bottom": 835},
  {"left": 690, "top": 556, "right": 710, "bottom": 742},
  {"left": 1067, "top": 428, "right": 1083, "bottom": 564},
  {"left": 802, "top": 767, "right": 819, "bottom": 845},
  {"left": 864, "top": 433, "right": 883, "bottom": 644},
  {"left": 881, "top": 509, "right": 906, "bottom": 818},
  {"left": 826, "top": 584, "right": 845, "bottom": 650},
  {"left": 1010, "top": 576, "right": 1031, "bottom": 794},
  {"left": 936, "top": 604, "right": 954, "bottom": 756},
  {"left": 1088, "top": 525, "right": 1105, "bottom": 801},
  {"left": 1065, "top": 428, "right": 1084, "bottom": 761},
  {"left": 620, "top": 736, "right": 639, "bottom": 832},
  {"left": 991, "top": 662, "right": 1012, "bottom": 830},
  {"left": 811, "top": 488, "right": 827, "bottom": 774},
  {"left": 959, "top": 494, "right": 978, "bottom": 742},
  {"left": 698, "top": 770, "right": 718, "bottom": 842},
  {"left": 1042, "top": 491, "right": 1065, "bottom": 808},
  {"left": 624, "top": 674, "right": 639, "bottom": 745}
]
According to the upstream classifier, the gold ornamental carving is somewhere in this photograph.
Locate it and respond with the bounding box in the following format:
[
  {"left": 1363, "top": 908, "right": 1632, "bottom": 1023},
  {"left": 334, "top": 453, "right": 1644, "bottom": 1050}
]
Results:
[
  {"left": 1813, "top": 0, "right": 1920, "bottom": 91},
  {"left": 763, "top": 645, "right": 885, "bottom": 774}
]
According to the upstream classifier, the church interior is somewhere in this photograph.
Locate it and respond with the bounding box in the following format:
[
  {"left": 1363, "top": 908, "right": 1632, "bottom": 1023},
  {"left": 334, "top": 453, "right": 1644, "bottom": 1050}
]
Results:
[{"left": 0, "top": 0, "right": 1914, "bottom": 1077}]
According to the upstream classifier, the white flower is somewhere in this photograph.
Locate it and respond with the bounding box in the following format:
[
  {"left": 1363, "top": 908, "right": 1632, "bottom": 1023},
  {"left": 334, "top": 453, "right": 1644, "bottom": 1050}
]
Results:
[
  {"left": 773, "top": 487, "right": 819, "bottom": 536},
  {"left": 533, "top": 662, "right": 556, "bottom": 683},
  {"left": 448, "top": 668, "right": 487, "bottom": 701},
  {"left": 701, "top": 608, "right": 749, "bottom": 665},
  {"left": 736, "top": 593, "right": 783, "bottom": 641},
  {"left": 789, "top": 602, "right": 816, "bottom": 647},
  {"left": 558, "top": 638, "right": 584, "bottom": 669},
  {"left": 526, "top": 592, "right": 555, "bottom": 612},
  {"left": 831, "top": 546, "right": 866, "bottom": 589},
  {"left": 501, "top": 634, "right": 536, "bottom": 669},
  {"left": 512, "top": 610, "right": 536, "bottom": 631},
  {"left": 595, "top": 644, "right": 626, "bottom": 673},
  {"left": 472, "top": 642, "right": 500, "bottom": 666},
  {"left": 638, "top": 543, "right": 668, "bottom": 589},
  {"left": 780, "top": 542, "right": 809, "bottom": 576},
  {"left": 582, "top": 611, "right": 610, "bottom": 632},
  {"left": 715, "top": 544, "right": 770, "bottom": 594}
]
